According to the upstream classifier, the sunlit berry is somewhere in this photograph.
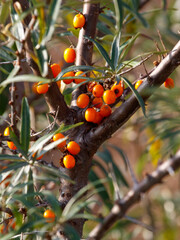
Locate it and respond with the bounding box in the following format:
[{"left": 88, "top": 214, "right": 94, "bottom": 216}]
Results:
[
  {"left": 164, "top": 78, "right": 174, "bottom": 89},
  {"left": 92, "top": 97, "right": 103, "bottom": 109},
  {"left": 64, "top": 48, "right": 76, "bottom": 63},
  {"left": 100, "top": 105, "right": 112, "bottom": 117},
  {"left": 92, "top": 84, "right": 104, "bottom": 98},
  {"left": 135, "top": 80, "right": 143, "bottom": 90},
  {"left": 63, "top": 155, "right": 75, "bottom": 169},
  {"left": 103, "top": 90, "right": 116, "bottom": 105},
  {"left": 73, "top": 13, "right": 86, "bottom": 29},
  {"left": 43, "top": 209, "right": 55, "bottom": 223},
  {"left": 67, "top": 141, "right": 80, "bottom": 155},
  {"left": 111, "top": 82, "right": 124, "bottom": 97},
  {"left": 77, "top": 94, "right": 89, "bottom": 108},
  {"left": 62, "top": 71, "right": 74, "bottom": 84},
  {"left": 53, "top": 133, "right": 66, "bottom": 149},
  {"left": 85, "top": 108, "right": 96, "bottom": 122},
  {"left": 74, "top": 71, "right": 86, "bottom": 84},
  {"left": 36, "top": 82, "right": 49, "bottom": 94}
]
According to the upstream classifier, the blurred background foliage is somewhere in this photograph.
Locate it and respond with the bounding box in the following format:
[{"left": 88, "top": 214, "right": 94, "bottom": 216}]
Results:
[{"left": 0, "top": 0, "right": 180, "bottom": 239}]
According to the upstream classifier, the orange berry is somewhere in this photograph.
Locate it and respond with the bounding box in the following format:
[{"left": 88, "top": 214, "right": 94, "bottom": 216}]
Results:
[
  {"left": 73, "top": 13, "right": 86, "bottom": 29},
  {"left": 50, "top": 63, "right": 61, "bottom": 78},
  {"left": 4, "top": 127, "right": 10, "bottom": 136},
  {"left": 87, "top": 81, "right": 97, "bottom": 92},
  {"left": 53, "top": 133, "right": 66, "bottom": 149},
  {"left": 111, "top": 82, "right": 124, "bottom": 97},
  {"left": 164, "top": 78, "right": 174, "bottom": 89},
  {"left": 135, "top": 80, "right": 143, "bottom": 90},
  {"left": 100, "top": 105, "right": 112, "bottom": 117},
  {"left": 62, "top": 71, "right": 74, "bottom": 84},
  {"left": 92, "top": 97, "right": 103, "bottom": 109},
  {"left": 4, "top": 127, "right": 17, "bottom": 150},
  {"left": 85, "top": 108, "right": 96, "bottom": 122},
  {"left": 43, "top": 209, "right": 55, "bottom": 223},
  {"left": 77, "top": 94, "right": 89, "bottom": 108},
  {"left": 32, "top": 152, "right": 43, "bottom": 160},
  {"left": 74, "top": 71, "right": 86, "bottom": 84},
  {"left": 63, "top": 155, "right": 75, "bottom": 169},
  {"left": 64, "top": 48, "right": 76, "bottom": 63},
  {"left": 7, "top": 141, "right": 17, "bottom": 150},
  {"left": 93, "top": 111, "right": 103, "bottom": 124},
  {"left": 103, "top": 90, "right": 116, "bottom": 105},
  {"left": 36, "top": 82, "right": 49, "bottom": 94},
  {"left": 32, "top": 82, "right": 39, "bottom": 94},
  {"left": 67, "top": 141, "right": 80, "bottom": 155},
  {"left": 92, "top": 84, "right": 104, "bottom": 98}
]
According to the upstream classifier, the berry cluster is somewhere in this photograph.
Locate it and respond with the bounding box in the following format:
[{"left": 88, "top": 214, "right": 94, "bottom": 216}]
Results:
[
  {"left": 77, "top": 81, "right": 124, "bottom": 124},
  {"left": 52, "top": 132, "right": 80, "bottom": 169}
]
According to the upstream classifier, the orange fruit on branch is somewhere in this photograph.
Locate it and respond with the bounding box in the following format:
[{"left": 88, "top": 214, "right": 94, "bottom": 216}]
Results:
[
  {"left": 85, "top": 108, "right": 96, "bottom": 122},
  {"left": 92, "top": 84, "right": 104, "bottom": 98},
  {"left": 43, "top": 209, "right": 55, "bottom": 223},
  {"left": 100, "top": 105, "right": 112, "bottom": 117},
  {"left": 67, "top": 141, "right": 80, "bottom": 155},
  {"left": 135, "top": 80, "right": 143, "bottom": 90},
  {"left": 36, "top": 82, "right": 49, "bottom": 94},
  {"left": 92, "top": 97, "right": 103, "bottom": 109},
  {"left": 64, "top": 48, "right": 76, "bottom": 63},
  {"left": 77, "top": 94, "right": 89, "bottom": 108},
  {"left": 103, "top": 90, "right": 116, "bottom": 105},
  {"left": 53, "top": 133, "right": 66, "bottom": 149},
  {"left": 111, "top": 82, "right": 124, "bottom": 97},
  {"left": 164, "top": 78, "right": 174, "bottom": 89},
  {"left": 73, "top": 13, "right": 86, "bottom": 29},
  {"left": 74, "top": 71, "right": 86, "bottom": 84},
  {"left": 4, "top": 127, "right": 17, "bottom": 150},
  {"left": 62, "top": 71, "right": 74, "bottom": 84},
  {"left": 63, "top": 155, "right": 75, "bottom": 169}
]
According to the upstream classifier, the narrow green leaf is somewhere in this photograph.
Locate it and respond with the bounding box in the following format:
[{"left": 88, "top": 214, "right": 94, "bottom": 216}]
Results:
[
  {"left": 42, "top": 191, "right": 62, "bottom": 217},
  {"left": 0, "top": 1, "right": 10, "bottom": 24},
  {"left": 119, "top": 33, "right": 140, "bottom": 62},
  {"left": 31, "top": 0, "right": 46, "bottom": 43},
  {"left": 113, "top": 0, "right": 123, "bottom": 31},
  {"left": 89, "top": 171, "right": 112, "bottom": 209},
  {"left": 0, "top": 155, "right": 22, "bottom": 161},
  {"left": 122, "top": 76, "right": 147, "bottom": 117},
  {"left": 7, "top": 65, "right": 20, "bottom": 80},
  {"left": 11, "top": 7, "right": 24, "bottom": 52},
  {"left": 122, "top": 2, "right": 148, "bottom": 27},
  {"left": 108, "top": 144, "right": 128, "bottom": 169},
  {"left": 31, "top": 31, "right": 48, "bottom": 77},
  {"left": 84, "top": 36, "right": 115, "bottom": 70},
  {"left": 0, "top": 47, "right": 15, "bottom": 61},
  {"left": 25, "top": 166, "right": 35, "bottom": 203},
  {"left": 56, "top": 65, "right": 105, "bottom": 81},
  {"left": 0, "top": 75, "right": 50, "bottom": 87},
  {"left": 0, "top": 162, "right": 28, "bottom": 175},
  {"left": 96, "top": 148, "right": 128, "bottom": 187},
  {"left": 111, "top": 32, "right": 121, "bottom": 70},
  {"left": 20, "top": 97, "right": 30, "bottom": 153},
  {"left": 9, "top": 130, "right": 28, "bottom": 158},
  {"left": 45, "top": 0, "right": 62, "bottom": 42}
]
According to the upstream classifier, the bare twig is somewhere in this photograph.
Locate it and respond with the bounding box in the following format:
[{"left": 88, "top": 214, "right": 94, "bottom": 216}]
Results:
[{"left": 87, "top": 150, "right": 180, "bottom": 240}]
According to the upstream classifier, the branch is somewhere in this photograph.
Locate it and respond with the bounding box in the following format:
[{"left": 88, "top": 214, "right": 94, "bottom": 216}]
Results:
[
  {"left": 71, "top": 1, "right": 100, "bottom": 105},
  {"left": 88, "top": 40, "right": 180, "bottom": 147},
  {"left": 87, "top": 150, "right": 180, "bottom": 240}
]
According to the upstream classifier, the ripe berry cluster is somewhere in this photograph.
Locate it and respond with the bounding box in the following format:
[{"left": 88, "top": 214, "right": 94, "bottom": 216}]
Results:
[
  {"left": 77, "top": 81, "right": 124, "bottom": 124},
  {"left": 52, "top": 132, "right": 80, "bottom": 169}
]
